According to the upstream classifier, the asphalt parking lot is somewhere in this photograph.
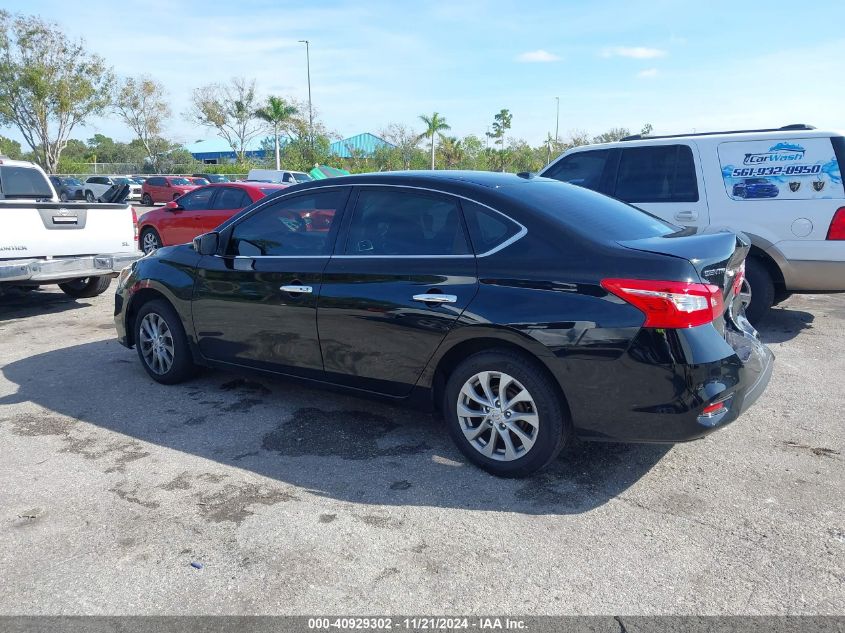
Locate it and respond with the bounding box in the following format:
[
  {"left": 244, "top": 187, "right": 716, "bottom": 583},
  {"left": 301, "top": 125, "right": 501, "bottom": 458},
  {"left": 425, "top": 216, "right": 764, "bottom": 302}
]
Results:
[{"left": 0, "top": 286, "right": 843, "bottom": 615}]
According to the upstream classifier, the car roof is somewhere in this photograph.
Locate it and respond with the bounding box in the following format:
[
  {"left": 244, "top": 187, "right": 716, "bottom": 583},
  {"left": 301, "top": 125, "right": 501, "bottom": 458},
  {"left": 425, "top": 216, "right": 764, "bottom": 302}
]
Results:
[{"left": 302, "top": 170, "right": 536, "bottom": 189}]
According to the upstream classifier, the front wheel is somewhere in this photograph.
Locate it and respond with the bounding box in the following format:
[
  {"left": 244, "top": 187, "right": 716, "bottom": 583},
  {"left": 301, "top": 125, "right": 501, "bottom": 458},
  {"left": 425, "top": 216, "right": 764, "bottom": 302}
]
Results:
[
  {"left": 141, "top": 193, "right": 153, "bottom": 206},
  {"left": 58, "top": 276, "right": 112, "bottom": 298},
  {"left": 59, "top": 191, "right": 68, "bottom": 202},
  {"left": 85, "top": 190, "right": 95, "bottom": 203},
  {"left": 134, "top": 299, "right": 198, "bottom": 384},
  {"left": 443, "top": 350, "right": 570, "bottom": 477}
]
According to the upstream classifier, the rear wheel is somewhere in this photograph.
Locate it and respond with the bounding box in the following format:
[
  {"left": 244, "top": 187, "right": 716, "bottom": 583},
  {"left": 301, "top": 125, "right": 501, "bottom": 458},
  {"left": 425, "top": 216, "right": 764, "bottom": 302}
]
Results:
[
  {"left": 140, "top": 227, "right": 162, "bottom": 254},
  {"left": 58, "top": 276, "right": 112, "bottom": 298},
  {"left": 134, "top": 299, "right": 197, "bottom": 384},
  {"left": 444, "top": 350, "right": 570, "bottom": 477},
  {"left": 744, "top": 258, "right": 774, "bottom": 324},
  {"left": 141, "top": 193, "right": 153, "bottom": 206}
]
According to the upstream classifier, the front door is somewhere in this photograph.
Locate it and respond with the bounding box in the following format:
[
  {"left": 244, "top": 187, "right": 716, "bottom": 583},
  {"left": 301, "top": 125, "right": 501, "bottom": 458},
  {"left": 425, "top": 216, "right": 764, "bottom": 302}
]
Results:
[
  {"left": 164, "top": 186, "right": 218, "bottom": 245},
  {"left": 192, "top": 187, "right": 350, "bottom": 378},
  {"left": 318, "top": 186, "right": 478, "bottom": 396}
]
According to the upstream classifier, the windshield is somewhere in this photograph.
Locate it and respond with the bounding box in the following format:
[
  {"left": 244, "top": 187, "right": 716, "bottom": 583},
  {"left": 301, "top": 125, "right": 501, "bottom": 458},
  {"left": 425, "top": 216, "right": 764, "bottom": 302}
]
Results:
[
  {"left": 170, "top": 178, "right": 191, "bottom": 185},
  {"left": 292, "top": 172, "right": 314, "bottom": 182},
  {"left": 191, "top": 178, "right": 210, "bottom": 185},
  {"left": 0, "top": 166, "right": 54, "bottom": 199},
  {"left": 207, "top": 175, "right": 229, "bottom": 183},
  {"left": 746, "top": 178, "right": 770, "bottom": 184},
  {"left": 113, "top": 177, "right": 133, "bottom": 185}
]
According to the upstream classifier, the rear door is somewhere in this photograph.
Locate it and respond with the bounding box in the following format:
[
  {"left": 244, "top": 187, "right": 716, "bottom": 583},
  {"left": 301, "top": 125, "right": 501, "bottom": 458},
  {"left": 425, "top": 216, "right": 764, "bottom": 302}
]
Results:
[
  {"left": 204, "top": 186, "right": 254, "bottom": 231},
  {"left": 611, "top": 143, "right": 710, "bottom": 231},
  {"left": 192, "top": 187, "right": 350, "bottom": 377},
  {"left": 317, "top": 186, "right": 478, "bottom": 396}
]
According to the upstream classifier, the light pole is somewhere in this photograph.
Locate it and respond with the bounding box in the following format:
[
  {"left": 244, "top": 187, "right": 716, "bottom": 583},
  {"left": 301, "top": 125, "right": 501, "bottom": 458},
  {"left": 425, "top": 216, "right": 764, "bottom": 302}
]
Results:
[
  {"left": 298, "top": 39, "right": 314, "bottom": 162},
  {"left": 554, "top": 96, "right": 560, "bottom": 143}
]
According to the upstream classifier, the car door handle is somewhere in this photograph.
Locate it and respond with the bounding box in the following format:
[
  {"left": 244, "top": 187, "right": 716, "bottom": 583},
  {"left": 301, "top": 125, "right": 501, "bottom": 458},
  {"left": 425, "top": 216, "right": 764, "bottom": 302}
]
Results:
[
  {"left": 280, "top": 285, "right": 313, "bottom": 294},
  {"left": 675, "top": 210, "right": 698, "bottom": 221},
  {"left": 412, "top": 293, "right": 457, "bottom": 304}
]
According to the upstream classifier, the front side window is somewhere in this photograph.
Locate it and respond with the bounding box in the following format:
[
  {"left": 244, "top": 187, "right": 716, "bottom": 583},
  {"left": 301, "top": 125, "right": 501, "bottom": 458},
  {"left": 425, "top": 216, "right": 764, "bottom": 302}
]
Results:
[
  {"left": 543, "top": 150, "right": 610, "bottom": 191},
  {"left": 228, "top": 189, "right": 348, "bottom": 257},
  {"left": 179, "top": 187, "right": 215, "bottom": 210},
  {"left": 614, "top": 145, "right": 699, "bottom": 203},
  {"left": 212, "top": 187, "right": 252, "bottom": 210},
  {"left": 345, "top": 189, "right": 470, "bottom": 256}
]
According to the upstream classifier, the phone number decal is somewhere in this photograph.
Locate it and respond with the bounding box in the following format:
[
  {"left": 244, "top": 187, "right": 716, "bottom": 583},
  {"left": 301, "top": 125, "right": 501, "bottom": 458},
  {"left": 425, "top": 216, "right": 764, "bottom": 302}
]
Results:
[{"left": 731, "top": 164, "right": 822, "bottom": 178}]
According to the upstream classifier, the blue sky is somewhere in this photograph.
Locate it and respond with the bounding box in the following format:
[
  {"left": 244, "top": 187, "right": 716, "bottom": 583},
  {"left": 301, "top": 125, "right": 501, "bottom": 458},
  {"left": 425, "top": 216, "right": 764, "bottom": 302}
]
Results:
[{"left": 3, "top": 0, "right": 845, "bottom": 148}]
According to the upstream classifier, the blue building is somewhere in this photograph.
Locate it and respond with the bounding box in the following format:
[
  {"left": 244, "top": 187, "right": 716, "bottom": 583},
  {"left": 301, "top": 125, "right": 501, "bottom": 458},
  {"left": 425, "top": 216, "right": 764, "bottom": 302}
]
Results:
[{"left": 329, "top": 133, "right": 394, "bottom": 158}]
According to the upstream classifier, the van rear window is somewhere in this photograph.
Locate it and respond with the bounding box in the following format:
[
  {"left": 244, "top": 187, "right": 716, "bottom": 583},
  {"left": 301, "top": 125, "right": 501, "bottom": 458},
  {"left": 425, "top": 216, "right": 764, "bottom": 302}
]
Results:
[{"left": 718, "top": 137, "right": 844, "bottom": 200}]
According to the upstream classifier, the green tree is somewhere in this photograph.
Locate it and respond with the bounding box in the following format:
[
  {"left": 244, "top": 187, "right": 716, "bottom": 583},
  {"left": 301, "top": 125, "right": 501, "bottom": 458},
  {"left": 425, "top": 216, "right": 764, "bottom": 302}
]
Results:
[
  {"left": 640, "top": 122, "right": 653, "bottom": 136},
  {"left": 417, "top": 112, "right": 450, "bottom": 170},
  {"left": 188, "top": 77, "right": 263, "bottom": 163},
  {"left": 592, "top": 127, "right": 630, "bottom": 144},
  {"left": 0, "top": 11, "right": 113, "bottom": 172},
  {"left": 0, "top": 134, "right": 22, "bottom": 159},
  {"left": 113, "top": 75, "right": 171, "bottom": 170},
  {"left": 255, "top": 95, "right": 298, "bottom": 170},
  {"left": 439, "top": 136, "right": 464, "bottom": 169},
  {"left": 380, "top": 123, "right": 421, "bottom": 170},
  {"left": 486, "top": 109, "right": 513, "bottom": 171}
]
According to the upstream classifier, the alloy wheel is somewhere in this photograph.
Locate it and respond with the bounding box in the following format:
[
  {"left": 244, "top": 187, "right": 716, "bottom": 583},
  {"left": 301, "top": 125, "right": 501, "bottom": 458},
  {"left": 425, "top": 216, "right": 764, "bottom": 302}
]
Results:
[
  {"left": 142, "top": 231, "right": 160, "bottom": 254},
  {"left": 738, "top": 278, "right": 752, "bottom": 310},
  {"left": 138, "top": 313, "right": 175, "bottom": 375},
  {"left": 457, "top": 371, "right": 539, "bottom": 462}
]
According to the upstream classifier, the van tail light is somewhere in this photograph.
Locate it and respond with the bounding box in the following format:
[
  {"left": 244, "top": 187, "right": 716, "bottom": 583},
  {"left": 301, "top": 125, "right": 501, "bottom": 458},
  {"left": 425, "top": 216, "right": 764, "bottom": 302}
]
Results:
[
  {"left": 827, "top": 207, "right": 845, "bottom": 240},
  {"left": 601, "top": 278, "right": 724, "bottom": 328},
  {"left": 131, "top": 206, "right": 139, "bottom": 243}
]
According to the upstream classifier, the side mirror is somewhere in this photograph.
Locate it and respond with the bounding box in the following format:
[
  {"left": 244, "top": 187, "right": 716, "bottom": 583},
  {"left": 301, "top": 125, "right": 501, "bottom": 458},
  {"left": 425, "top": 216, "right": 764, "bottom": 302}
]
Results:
[
  {"left": 193, "top": 232, "right": 219, "bottom": 256},
  {"left": 164, "top": 200, "right": 182, "bottom": 211}
]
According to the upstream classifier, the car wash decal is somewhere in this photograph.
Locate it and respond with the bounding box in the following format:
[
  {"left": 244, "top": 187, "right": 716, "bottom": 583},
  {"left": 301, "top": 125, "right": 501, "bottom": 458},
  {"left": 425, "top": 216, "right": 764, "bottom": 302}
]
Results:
[{"left": 718, "top": 138, "right": 842, "bottom": 200}]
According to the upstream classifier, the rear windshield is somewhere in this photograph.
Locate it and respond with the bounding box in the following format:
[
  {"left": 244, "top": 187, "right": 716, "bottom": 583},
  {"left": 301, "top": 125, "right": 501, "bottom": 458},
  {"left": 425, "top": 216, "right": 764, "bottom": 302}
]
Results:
[
  {"left": 511, "top": 179, "right": 678, "bottom": 241},
  {"left": 0, "top": 166, "right": 54, "bottom": 199}
]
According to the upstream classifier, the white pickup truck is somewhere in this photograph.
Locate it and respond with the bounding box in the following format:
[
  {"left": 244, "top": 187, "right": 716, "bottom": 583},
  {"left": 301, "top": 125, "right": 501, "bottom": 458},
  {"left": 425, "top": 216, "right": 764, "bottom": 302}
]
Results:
[{"left": 0, "top": 157, "right": 142, "bottom": 298}]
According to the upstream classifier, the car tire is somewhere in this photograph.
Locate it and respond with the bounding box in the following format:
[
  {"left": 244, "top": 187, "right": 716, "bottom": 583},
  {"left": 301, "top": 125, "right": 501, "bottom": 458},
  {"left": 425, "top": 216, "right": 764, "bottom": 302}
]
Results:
[
  {"left": 773, "top": 289, "right": 793, "bottom": 306},
  {"left": 744, "top": 257, "right": 774, "bottom": 324},
  {"left": 443, "top": 349, "right": 570, "bottom": 478},
  {"left": 58, "top": 276, "right": 112, "bottom": 298},
  {"left": 141, "top": 193, "right": 153, "bottom": 206},
  {"left": 59, "top": 191, "right": 68, "bottom": 202},
  {"left": 134, "top": 299, "right": 198, "bottom": 384},
  {"left": 140, "top": 227, "right": 162, "bottom": 254},
  {"left": 85, "top": 190, "right": 95, "bottom": 203}
]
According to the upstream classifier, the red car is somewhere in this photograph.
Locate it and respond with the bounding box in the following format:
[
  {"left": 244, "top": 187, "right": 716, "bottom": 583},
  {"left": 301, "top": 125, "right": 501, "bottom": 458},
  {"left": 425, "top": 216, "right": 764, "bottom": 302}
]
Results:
[
  {"left": 138, "top": 182, "right": 288, "bottom": 253},
  {"left": 141, "top": 176, "right": 200, "bottom": 205}
]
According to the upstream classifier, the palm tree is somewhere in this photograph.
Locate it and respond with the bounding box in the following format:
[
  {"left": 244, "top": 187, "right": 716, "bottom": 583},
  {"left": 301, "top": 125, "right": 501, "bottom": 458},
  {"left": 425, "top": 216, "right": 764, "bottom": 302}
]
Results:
[
  {"left": 440, "top": 136, "right": 464, "bottom": 169},
  {"left": 417, "top": 112, "right": 451, "bottom": 170},
  {"left": 255, "top": 96, "right": 298, "bottom": 170}
]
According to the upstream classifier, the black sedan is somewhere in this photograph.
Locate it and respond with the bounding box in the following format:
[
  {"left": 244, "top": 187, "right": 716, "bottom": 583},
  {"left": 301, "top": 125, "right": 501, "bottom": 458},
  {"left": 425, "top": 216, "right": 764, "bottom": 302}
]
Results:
[{"left": 114, "top": 171, "right": 774, "bottom": 477}]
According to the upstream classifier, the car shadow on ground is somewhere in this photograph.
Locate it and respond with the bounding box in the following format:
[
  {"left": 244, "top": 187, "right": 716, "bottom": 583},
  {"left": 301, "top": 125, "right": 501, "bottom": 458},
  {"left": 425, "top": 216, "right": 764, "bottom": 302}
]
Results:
[
  {"left": 755, "top": 305, "right": 815, "bottom": 345},
  {"left": 0, "top": 339, "right": 670, "bottom": 515},
  {"left": 0, "top": 288, "right": 92, "bottom": 323}
]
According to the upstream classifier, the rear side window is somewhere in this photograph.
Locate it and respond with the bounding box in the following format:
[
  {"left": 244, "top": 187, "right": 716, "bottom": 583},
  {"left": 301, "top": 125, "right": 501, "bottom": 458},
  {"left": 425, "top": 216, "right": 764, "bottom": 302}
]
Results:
[
  {"left": 461, "top": 200, "right": 523, "bottom": 255},
  {"left": 544, "top": 150, "right": 610, "bottom": 191},
  {"left": 614, "top": 145, "right": 698, "bottom": 203},
  {"left": 0, "top": 166, "right": 53, "bottom": 199},
  {"left": 718, "top": 137, "right": 844, "bottom": 200},
  {"left": 345, "top": 189, "right": 470, "bottom": 256},
  {"left": 213, "top": 187, "right": 252, "bottom": 210}
]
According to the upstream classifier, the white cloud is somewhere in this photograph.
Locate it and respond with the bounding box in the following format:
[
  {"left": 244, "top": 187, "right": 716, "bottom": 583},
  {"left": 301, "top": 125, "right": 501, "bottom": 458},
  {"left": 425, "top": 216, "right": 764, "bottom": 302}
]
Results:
[
  {"left": 602, "top": 46, "right": 667, "bottom": 59},
  {"left": 636, "top": 68, "right": 659, "bottom": 78},
  {"left": 516, "top": 49, "right": 561, "bottom": 63}
]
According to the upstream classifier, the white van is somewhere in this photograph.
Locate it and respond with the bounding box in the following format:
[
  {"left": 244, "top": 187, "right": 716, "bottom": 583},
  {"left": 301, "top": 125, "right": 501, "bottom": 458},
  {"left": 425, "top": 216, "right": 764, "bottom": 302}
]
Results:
[
  {"left": 246, "top": 169, "right": 314, "bottom": 185},
  {"left": 540, "top": 124, "right": 845, "bottom": 321}
]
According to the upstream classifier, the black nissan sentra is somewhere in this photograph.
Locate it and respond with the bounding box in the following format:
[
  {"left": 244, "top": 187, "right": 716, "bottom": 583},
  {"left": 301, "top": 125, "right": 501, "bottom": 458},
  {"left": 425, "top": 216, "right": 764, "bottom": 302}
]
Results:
[{"left": 115, "top": 171, "right": 774, "bottom": 477}]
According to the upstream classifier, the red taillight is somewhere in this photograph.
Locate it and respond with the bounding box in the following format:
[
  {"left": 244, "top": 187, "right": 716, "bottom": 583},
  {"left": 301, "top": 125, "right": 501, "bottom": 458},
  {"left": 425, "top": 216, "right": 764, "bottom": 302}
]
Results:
[
  {"left": 827, "top": 207, "right": 845, "bottom": 240},
  {"left": 131, "top": 206, "right": 139, "bottom": 243},
  {"left": 701, "top": 401, "right": 726, "bottom": 415},
  {"left": 601, "top": 278, "right": 724, "bottom": 328},
  {"left": 731, "top": 260, "right": 745, "bottom": 296}
]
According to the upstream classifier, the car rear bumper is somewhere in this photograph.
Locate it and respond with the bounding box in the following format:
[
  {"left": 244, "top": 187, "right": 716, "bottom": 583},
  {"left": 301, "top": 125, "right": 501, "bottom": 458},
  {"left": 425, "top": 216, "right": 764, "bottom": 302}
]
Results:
[
  {"left": 565, "top": 321, "right": 775, "bottom": 443},
  {"left": 0, "top": 252, "right": 143, "bottom": 283}
]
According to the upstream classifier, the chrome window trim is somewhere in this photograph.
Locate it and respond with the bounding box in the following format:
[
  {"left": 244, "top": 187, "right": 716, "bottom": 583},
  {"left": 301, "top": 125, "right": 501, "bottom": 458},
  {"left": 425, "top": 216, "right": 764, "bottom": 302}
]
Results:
[{"left": 223, "top": 181, "right": 528, "bottom": 259}]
